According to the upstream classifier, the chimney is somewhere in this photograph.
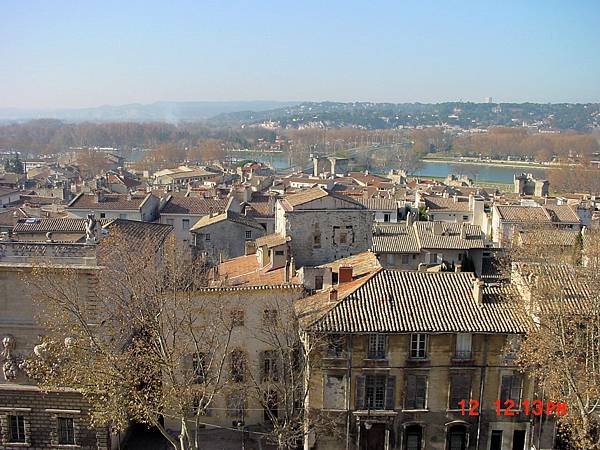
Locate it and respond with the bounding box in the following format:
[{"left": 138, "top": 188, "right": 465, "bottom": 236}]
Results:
[
  {"left": 94, "top": 190, "right": 105, "bottom": 203},
  {"left": 406, "top": 211, "right": 414, "bottom": 227},
  {"left": 460, "top": 223, "right": 467, "bottom": 240},
  {"left": 289, "top": 256, "right": 296, "bottom": 279},
  {"left": 244, "top": 241, "right": 256, "bottom": 256},
  {"left": 329, "top": 288, "right": 338, "bottom": 302},
  {"left": 453, "top": 194, "right": 459, "bottom": 203},
  {"left": 338, "top": 265, "right": 353, "bottom": 284},
  {"left": 472, "top": 279, "right": 484, "bottom": 305},
  {"left": 433, "top": 221, "right": 443, "bottom": 236}
]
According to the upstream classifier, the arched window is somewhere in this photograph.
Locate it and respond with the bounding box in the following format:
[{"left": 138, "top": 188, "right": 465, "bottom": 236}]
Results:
[
  {"left": 447, "top": 425, "right": 468, "bottom": 450},
  {"left": 404, "top": 424, "right": 423, "bottom": 450}
]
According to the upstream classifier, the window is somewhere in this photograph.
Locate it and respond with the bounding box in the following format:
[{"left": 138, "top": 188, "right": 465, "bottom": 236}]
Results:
[
  {"left": 326, "top": 335, "right": 346, "bottom": 358},
  {"left": 192, "top": 352, "right": 207, "bottom": 384},
  {"left": 490, "top": 430, "right": 503, "bottom": 450},
  {"left": 262, "top": 350, "right": 279, "bottom": 381},
  {"left": 455, "top": 334, "right": 472, "bottom": 360},
  {"left": 383, "top": 213, "right": 391, "bottom": 222},
  {"left": 386, "top": 254, "right": 395, "bottom": 265},
  {"left": 449, "top": 372, "right": 471, "bottom": 410},
  {"left": 314, "top": 275, "right": 324, "bottom": 290},
  {"left": 500, "top": 374, "right": 523, "bottom": 406},
  {"left": 263, "top": 309, "right": 278, "bottom": 326},
  {"left": 119, "top": 213, "right": 127, "bottom": 219},
  {"left": 166, "top": 218, "right": 174, "bottom": 226},
  {"left": 367, "top": 334, "right": 387, "bottom": 359},
  {"left": 404, "top": 374, "right": 427, "bottom": 409},
  {"left": 264, "top": 390, "right": 278, "bottom": 421},
  {"left": 205, "top": 233, "right": 211, "bottom": 241},
  {"left": 227, "top": 392, "right": 246, "bottom": 418},
  {"left": 356, "top": 374, "right": 395, "bottom": 410},
  {"left": 430, "top": 253, "right": 439, "bottom": 264},
  {"left": 100, "top": 212, "right": 106, "bottom": 218},
  {"left": 447, "top": 425, "right": 468, "bottom": 450},
  {"left": 230, "top": 350, "right": 246, "bottom": 383},
  {"left": 401, "top": 254, "right": 410, "bottom": 265},
  {"left": 323, "top": 374, "right": 346, "bottom": 410},
  {"left": 8, "top": 415, "right": 25, "bottom": 443},
  {"left": 245, "top": 230, "right": 252, "bottom": 240},
  {"left": 462, "top": 215, "right": 469, "bottom": 221},
  {"left": 182, "top": 218, "right": 190, "bottom": 231},
  {"left": 410, "top": 334, "right": 427, "bottom": 359},
  {"left": 365, "top": 375, "right": 387, "bottom": 409},
  {"left": 313, "top": 233, "right": 321, "bottom": 248},
  {"left": 231, "top": 310, "right": 244, "bottom": 327},
  {"left": 58, "top": 417, "right": 75, "bottom": 445},
  {"left": 274, "top": 250, "right": 284, "bottom": 256},
  {"left": 405, "top": 425, "right": 423, "bottom": 450},
  {"left": 339, "top": 231, "right": 348, "bottom": 244}
]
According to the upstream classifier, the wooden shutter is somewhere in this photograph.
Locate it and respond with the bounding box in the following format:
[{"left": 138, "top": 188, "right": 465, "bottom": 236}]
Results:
[
  {"left": 385, "top": 375, "right": 396, "bottom": 410},
  {"left": 405, "top": 374, "right": 416, "bottom": 409},
  {"left": 415, "top": 375, "right": 427, "bottom": 409},
  {"left": 355, "top": 375, "right": 366, "bottom": 409},
  {"left": 500, "top": 375, "right": 511, "bottom": 404}
]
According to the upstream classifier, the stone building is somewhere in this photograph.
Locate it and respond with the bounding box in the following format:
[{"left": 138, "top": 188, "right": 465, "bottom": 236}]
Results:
[
  {"left": 513, "top": 173, "right": 549, "bottom": 197},
  {"left": 0, "top": 240, "right": 110, "bottom": 449},
  {"left": 372, "top": 220, "right": 487, "bottom": 275},
  {"left": 275, "top": 187, "right": 373, "bottom": 268},
  {"left": 295, "top": 269, "right": 555, "bottom": 450},
  {"left": 67, "top": 190, "right": 160, "bottom": 222}
]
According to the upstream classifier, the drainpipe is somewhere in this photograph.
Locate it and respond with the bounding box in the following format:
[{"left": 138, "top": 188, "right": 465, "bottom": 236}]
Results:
[
  {"left": 475, "top": 335, "right": 489, "bottom": 450},
  {"left": 346, "top": 334, "right": 353, "bottom": 450}
]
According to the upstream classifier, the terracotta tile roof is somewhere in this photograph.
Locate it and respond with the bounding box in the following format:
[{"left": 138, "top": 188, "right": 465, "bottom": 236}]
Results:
[
  {"left": 68, "top": 192, "right": 154, "bottom": 211},
  {"left": 424, "top": 196, "right": 471, "bottom": 212},
  {"left": 357, "top": 197, "right": 398, "bottom": 211},
  {"left": 190, "top": 210, "right": 264, "bottom": 231},
  {"left": 347, "top": 172, "right": 392, "bottom": 186},
  {"left": 0, "top": 208, "right": 28, "bottom": 227},
  {"left": 281, "top": 186, "right": 365, "bottom": 210},
  {"left": 14, "top": 217, "right": 111, "bottom": 233},
  {"left": 318, "top": 251, "right": 381, "bottom": 278},
  {"left": 413, "top": 222, "right": 486, "bottom": 250},
  {"left": 543, "top": 204, "right": 580, "bottom": 223},
  {"left": 517, "top": 229, "right": 580, "bottom": 247},
  {"left": 372, "top": 223, "right": 420, "bottom": 253},
  {"left": 255, "top": 233, "right": 289, "bottom": 248},
  {"left": 160, "top": 195, "right": 227, "bottom": 215},
  {"left": 297, "top": 269, "right": 527, "bottom": 334},
  {"left": 214, "top": 254, "right": 288, "bottom": 286},
  {"left": 102, "top": 219, "right": 173, "bottom": 245}
]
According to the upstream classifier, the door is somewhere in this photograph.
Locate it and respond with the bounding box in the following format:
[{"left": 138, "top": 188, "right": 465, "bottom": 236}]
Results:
[
  {"left": 512, "top": 430, "right": 526, "bottom": 450},
  {"left": 360, "top": 423, "right": 387, "bottom": 450}
]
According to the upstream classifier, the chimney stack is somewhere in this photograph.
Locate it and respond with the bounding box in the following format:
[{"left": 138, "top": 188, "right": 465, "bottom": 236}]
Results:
[
  {"left": 338, "top": 265, "right": 353, "bottom": 284},
  {"left": 329, "top": 288, "right": 338, "bottom": 302},
  {"left": 472, "top": 279, "right": 484, "bottom": 305},
  {"left": 460, "top": 223, "right": 467, "bottom": 240},
  {"left": 433, "top": 221, "right": 443, "bottom": 236}
]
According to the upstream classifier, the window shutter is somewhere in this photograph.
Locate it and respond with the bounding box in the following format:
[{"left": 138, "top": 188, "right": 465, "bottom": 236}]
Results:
[
  {"left": 500, "top": 375, "right": 511, "bottom": 404},
  {"left": 355, "top": 375, "right": 366, "bottom": 409},
  {"left": 405, "top": 375, "right": 416, "bottom": 409},
  {"left": 385, "top": 376, "right": 396, "bottom": 410},
  {"left": 416, "top": 375, "right": 427, "bottom": 409}
]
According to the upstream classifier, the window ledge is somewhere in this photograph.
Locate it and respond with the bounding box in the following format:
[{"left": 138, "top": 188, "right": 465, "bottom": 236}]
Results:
[{"left": 401, "top": 409, "right": 429, "bottom": 413}]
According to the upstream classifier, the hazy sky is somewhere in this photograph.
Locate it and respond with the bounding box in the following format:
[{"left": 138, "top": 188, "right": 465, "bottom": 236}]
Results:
[{"left": 1, "top": 0, "right": 599, "bottom": 109}]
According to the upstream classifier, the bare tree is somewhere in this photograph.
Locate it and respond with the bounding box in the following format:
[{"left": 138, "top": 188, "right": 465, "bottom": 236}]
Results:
[
  {"left": 508, "top": 228, "right": 600, "bottom": 449},
  {"left": 25, "top": 230, "right": 234, "bottom": 450}
]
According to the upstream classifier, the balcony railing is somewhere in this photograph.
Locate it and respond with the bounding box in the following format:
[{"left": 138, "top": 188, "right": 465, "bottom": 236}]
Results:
[{"left": 453, "top": 350, "right": 473, "bottom": 361}]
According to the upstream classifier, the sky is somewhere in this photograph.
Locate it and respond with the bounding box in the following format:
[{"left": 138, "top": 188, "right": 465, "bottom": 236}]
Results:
[{"left": 1, "top": 0, "right": 599, "bottom": 109}]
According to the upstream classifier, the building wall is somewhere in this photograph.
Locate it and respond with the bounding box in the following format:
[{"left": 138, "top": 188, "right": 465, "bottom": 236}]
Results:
[
  {"left": 277, "top": 199, "right": 373, "bottom": 267},
  {"left": 192, "top": 221, "right": 265, "bottom": 262},
  {"left": 0, "top": 247, "right": 109, "bottom": 449},
  {"left": 306, "top": 333, "right": 543, "bottom": 450},
  {"left": 160, "top": 214, "right": 203, "bottom": 243}
]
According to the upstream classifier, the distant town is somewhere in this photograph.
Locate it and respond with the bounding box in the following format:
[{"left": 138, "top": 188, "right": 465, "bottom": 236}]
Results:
[{"left": 1, "top": 108, "right": 599, "bottom": 450}]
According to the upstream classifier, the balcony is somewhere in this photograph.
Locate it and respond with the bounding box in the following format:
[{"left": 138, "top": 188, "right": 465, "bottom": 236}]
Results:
[{"left": 452, "top": 350, "right": 474, "bottom": 364}]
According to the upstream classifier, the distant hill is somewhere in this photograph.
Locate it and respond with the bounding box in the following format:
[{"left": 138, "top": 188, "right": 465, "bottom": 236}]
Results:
[
  {"left": 207, "top": 101, "right": 600, "bottom": 131},
  {"left": 0, "top": 101, "right": 300, "bottom": 123}
]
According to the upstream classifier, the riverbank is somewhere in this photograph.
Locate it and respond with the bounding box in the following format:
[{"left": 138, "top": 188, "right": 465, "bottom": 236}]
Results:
[{"left": 422, "top": 156, "right": 561, "bottom": 170}]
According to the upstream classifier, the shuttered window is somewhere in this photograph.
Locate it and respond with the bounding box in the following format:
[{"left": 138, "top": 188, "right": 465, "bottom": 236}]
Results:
[
  {"left": 449, "top": 372, "right": 472, "bottom": 410},
  {"left": 404, "top": 374, "right": 428, "bottom": 409},
  {"left": 500, "top": 374, "right": 523, "bottom": 405},
  {"left": 355, "top": 374, "right": 395, "bottom": 410}
]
